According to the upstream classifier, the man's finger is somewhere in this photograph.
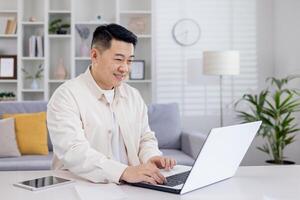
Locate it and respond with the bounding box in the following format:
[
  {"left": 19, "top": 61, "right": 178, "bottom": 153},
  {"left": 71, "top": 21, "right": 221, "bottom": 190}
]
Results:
[
  {"left": 144, "top": 176, "right": 157, "bottom": 185},
  {"left": 170, "top": 159, "right": 176, "bottom": 169},
  {"left": 165, "top": 158, "right": 171, "bottom": 170},
  {"left": 160, "top": 157, "right": 166, "bottom": 168}
]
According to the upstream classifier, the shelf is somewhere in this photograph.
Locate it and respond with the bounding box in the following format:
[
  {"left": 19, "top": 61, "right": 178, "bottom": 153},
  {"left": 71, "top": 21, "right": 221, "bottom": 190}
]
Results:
[
  {"left": 126, "top": 80, "right": 152, "bottom": 83},
  {"left": 49, "top": 34, "right": 71, "bottom": 39},
  {"left": 21, "top": 57, "right": 45, "bottom": 61},
  {"left": 22, "top": 21, "right": 44, "bottom": 25},
  {"left": 0, "top": 10, "right": 18, "bottom": 13},
  {"left": 75, "top": 57, "right": 90, "bottom": 61},
  {"left": 49, "top": 10, "right": 71, "bottom": 14},
  {"left": 49, "top": 80, "right": 67, "bottom": 83},
  {"left": 0, "top": 34, "right": 17, "bottom": 38},
  {"left": 22, "top": 89, "right": 44, "bottom": 92},
  {"left": 0, "top": 80, "right": 17, "bottom": 83},
  {"left": 74, "top": 21, "right": 109, "bottom": 25},
  {"left": 119, "top": 10, "right": 151, "bottom": 14}
]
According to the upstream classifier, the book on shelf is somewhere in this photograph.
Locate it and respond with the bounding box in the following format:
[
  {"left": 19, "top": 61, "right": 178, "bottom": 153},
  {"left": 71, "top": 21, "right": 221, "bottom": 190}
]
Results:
[
  {"left": 29, "top": 35, "right": 37, "bottom": 57},
  {"left": 0, "top": 17, "right": 8, "bottom": 34},
  {"left": 36, "top": 36, "right": 44, "bottom": 57},
  {"left": 29, "top": 35, "right": 44, "bottom": 57},
  {"left": 4, "top": 18, "right": 17, "bottom": 34}
]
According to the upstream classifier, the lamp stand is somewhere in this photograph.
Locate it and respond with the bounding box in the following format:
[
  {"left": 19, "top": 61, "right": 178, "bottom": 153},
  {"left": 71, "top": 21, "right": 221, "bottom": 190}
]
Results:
[{"left": 219, "top": 75, "right": 223, "bottom": 127}]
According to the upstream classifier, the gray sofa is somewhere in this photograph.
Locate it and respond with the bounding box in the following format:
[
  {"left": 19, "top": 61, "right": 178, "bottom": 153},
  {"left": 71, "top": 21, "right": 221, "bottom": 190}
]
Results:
[{"left": 0, "top": 101, "right": 205, "bottom": 171}]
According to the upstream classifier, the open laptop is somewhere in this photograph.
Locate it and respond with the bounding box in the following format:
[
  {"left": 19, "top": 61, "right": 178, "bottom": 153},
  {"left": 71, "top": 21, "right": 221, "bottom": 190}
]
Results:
[{"left": 129, "top": 121, "right": 261, "bottom": 195}]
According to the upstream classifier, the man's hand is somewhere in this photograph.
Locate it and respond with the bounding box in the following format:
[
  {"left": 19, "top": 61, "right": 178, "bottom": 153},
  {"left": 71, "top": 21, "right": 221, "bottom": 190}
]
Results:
[
  {"left": 120, "top": 163, "right": 166, "bottom": 185},
  {"left": 148, "top": 156, "right": 177, "bottom": 171}
]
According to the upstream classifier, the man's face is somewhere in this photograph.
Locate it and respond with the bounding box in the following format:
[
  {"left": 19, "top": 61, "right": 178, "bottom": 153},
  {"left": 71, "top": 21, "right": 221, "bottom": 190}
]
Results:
[{"left": 90, "top": 39, "right": 134, "bottom": 90}]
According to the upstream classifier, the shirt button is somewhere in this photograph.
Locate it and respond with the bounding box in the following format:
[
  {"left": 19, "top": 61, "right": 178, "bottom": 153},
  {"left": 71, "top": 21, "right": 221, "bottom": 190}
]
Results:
[
  {"left": 106, "top": 102, "right": 110, "bottom": 106},
  {"left": 108, "top": 130, "right": 112, "bottom": 134}
]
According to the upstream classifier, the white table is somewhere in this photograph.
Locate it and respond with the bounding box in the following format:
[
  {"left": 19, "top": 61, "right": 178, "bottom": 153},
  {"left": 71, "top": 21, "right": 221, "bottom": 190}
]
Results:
[{"left": 1, "top": 165, "right": 300, "bottom": 200}]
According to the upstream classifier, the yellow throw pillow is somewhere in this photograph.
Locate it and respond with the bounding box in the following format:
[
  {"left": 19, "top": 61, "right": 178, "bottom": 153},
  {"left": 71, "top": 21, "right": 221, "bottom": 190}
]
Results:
[{"left": 2, "top": 112, "right": 48, "bottom": 155}]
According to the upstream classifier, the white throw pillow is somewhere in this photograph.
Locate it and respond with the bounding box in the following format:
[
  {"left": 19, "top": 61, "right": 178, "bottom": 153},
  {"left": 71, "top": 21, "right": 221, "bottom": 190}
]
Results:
[{"left": 0, "top": 118, "right": 21, "bottom": 157}]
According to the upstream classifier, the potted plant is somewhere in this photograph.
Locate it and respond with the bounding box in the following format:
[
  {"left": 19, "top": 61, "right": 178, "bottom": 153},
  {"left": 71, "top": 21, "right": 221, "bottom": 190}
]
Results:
[
  {"left": 0, "top": 92, "right": 16, "bottom": 101},
  {"left": 49, "top": 19, "right": 70, "bottom": 34},
  {"left": 22, "top": 64, "right": 44, "bottom": 89},
  {"left": 235, "top": 76, "right": 300, "bottom": 164}
]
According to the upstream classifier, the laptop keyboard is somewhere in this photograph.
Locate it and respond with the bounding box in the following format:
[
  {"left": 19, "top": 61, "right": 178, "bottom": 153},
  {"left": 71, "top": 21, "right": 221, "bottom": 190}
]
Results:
[{"left": 164, "top": 171, "right": 190, "bottom": 187}]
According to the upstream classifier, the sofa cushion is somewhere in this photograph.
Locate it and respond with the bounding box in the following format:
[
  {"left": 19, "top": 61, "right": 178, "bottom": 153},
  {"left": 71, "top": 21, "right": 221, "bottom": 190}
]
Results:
[
  {"left": 148, "top": 103, "right": 181, "bottom": 149},
  {"left": 0, "top": 118, "right": 21, "bottom": 157},
  {"left": 0, "top": 152, "right": 53, "bottom": 171},
  {"left": 2, "top": 112, "right": 49, "bottom": 155},
  {"left": 160, "top": 149, "right": 194, "bottom": 166},
  {"left": 0, "top": 101, "right": 53, "bottom": 151}
]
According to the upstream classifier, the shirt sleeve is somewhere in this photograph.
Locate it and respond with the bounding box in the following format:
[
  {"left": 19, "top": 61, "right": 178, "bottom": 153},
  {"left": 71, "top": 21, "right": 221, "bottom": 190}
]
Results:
[
  {"left": 47, "top": 86, "right": 127, "bottom": 183},
  {"left": 137, "top": 94, "right": 162, "bottom": 163}
]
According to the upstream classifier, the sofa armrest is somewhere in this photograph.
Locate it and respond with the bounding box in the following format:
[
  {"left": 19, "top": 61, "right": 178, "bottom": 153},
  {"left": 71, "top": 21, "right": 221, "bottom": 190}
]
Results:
[{"left": 181, "top": 131, "right": 207, "bottom": 159}]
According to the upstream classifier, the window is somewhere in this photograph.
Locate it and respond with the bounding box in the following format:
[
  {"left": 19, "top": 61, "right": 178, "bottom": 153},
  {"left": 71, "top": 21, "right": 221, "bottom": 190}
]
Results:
[{"left": 154, "top": 0, "right": 257, "bottom": 117}]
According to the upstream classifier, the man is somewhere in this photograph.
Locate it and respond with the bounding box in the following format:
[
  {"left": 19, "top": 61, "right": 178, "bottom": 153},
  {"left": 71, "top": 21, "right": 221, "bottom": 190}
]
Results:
[{"left": 47, "top": 24, "right": 176, "bottom": 185}]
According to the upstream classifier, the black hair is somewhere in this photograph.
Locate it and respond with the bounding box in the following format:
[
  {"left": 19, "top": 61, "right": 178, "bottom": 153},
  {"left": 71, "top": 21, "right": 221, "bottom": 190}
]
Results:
[{"left": 91, "top": 23, "right": 137, "bottom": 50}]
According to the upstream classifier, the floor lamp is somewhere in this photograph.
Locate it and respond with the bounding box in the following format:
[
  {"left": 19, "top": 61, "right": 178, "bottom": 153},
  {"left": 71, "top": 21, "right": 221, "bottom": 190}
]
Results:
[{"left": 202, "top": 51, "right": 240, "bottom": 127}]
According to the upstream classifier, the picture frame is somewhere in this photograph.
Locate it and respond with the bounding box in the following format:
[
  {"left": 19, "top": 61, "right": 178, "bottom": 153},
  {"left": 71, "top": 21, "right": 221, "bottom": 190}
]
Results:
[
  {"left": 0, "top": 55, "right": 17, "bottom": 79},
  {"left": 129, "top": 60, "right": 145, "bottom": 80}
]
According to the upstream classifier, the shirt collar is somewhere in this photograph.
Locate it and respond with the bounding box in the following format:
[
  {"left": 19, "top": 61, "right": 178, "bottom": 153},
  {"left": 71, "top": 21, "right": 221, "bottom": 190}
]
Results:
[{"left": 83, "top": 66, "right": 127, "bottom": 100}]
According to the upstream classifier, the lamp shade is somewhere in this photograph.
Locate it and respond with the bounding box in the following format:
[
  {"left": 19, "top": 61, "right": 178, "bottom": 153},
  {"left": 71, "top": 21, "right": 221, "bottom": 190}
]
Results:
[{"left": 203, "top": 51, "right": 240, "bottom": 75}]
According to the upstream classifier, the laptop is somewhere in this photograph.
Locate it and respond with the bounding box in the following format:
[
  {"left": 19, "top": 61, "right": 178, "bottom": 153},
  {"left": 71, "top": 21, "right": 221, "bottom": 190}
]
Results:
[{"left": 129, "top": 121, "right": 262, "bottom": 195}]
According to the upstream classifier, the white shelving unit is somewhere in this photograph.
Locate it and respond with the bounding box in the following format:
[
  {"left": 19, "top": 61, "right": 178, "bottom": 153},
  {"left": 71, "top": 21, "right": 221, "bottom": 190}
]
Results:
[{"left": 0, "top": 0, "right": 153, "bottom": 104}]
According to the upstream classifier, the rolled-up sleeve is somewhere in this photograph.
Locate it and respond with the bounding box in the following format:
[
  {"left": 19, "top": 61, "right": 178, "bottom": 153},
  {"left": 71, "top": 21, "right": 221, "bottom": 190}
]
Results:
[
  {"left": 47, "top": 86, "right": 127, "bottom": 183},
  {"left": 138, "top": 100, "right": 162, "bottom": 163}
]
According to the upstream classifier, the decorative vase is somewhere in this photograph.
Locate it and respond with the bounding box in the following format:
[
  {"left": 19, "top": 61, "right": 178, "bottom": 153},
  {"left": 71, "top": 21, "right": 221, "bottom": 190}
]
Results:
[
  {"left": 80, "top": 39, "right": 90, "bottom": 57},
  {"left": 54, "top": 58, "right": 67, "bottom": 80},
  {"left": 30, "top": 78, "right": 39, "bottom": 89}
]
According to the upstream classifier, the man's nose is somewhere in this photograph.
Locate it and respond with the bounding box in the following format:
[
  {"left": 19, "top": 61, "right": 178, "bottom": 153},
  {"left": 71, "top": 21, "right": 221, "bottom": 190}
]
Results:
[{"left": 119, "top": 63, "right": 129, "bottom": 73}]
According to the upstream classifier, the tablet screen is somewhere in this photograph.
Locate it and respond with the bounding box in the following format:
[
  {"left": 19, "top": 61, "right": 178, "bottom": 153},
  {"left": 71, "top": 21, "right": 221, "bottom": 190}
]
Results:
[{"left": 20, "top": 176, "right": 71, "bottom": 188}]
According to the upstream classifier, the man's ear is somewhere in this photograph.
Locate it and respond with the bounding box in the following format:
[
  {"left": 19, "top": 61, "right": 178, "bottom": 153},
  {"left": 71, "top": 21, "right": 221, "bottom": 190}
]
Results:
[{"left": 90, "top": 48, "right": 98, "bottom": 63}]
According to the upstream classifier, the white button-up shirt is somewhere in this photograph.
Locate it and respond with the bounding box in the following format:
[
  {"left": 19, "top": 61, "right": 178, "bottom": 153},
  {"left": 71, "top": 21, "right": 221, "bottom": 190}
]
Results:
[{"left": 47, "top": 67, "right": 162, "bottom": 183}]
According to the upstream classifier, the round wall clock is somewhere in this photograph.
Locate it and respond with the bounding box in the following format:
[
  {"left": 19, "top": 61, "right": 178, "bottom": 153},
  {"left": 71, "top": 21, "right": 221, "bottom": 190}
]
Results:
[{"left": 172, "top": 18, "right": 201, "bottom": 46}]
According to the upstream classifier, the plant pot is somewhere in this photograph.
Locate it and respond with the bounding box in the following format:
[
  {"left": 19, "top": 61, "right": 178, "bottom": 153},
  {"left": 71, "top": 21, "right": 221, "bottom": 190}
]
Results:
[
  {"left": 266, "top": 160, "right": 295, "bottom": 165},
  {"left": 56, "top": 29, "right": 67, "bottom": 34},
  {"left": 80, "top": 39, "right": 90, "bottom": 57}
]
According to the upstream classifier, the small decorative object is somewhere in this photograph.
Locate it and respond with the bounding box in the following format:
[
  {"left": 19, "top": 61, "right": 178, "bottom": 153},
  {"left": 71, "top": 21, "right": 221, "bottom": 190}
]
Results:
[
  {"left": 28, "top": 16, "right": 36, "bottom": 22},
  {"left": 49, "top": 19, "right": 70, "bottom": 34},
  {"left": 0, "top": 92, "right": 16, "bottom": 101},
  {"left": 172, "top": 18, "right": 201, "bottom": 46},
  {"left": 54, "top": 57, "right": 67, "bottom": 80},
  {"left": 129, "top": 60, "right": 145, "bottom": 80},
  {"left": 22, "top": 64, "right": 44, "bottom": 89},
  {"left": 0, "top": 55, "right": 17, "bottom": 79},
  {"left": 235, "top": 75, "right": 300, "bottom": 164},
  {"left": 96, "top": 15, "right": 101, "bottom": 21},
  {"left": 128, "top": 17, "right": 147, "bottom": 34},
  {"left": 75, "top": 25, "right": 90, "bottom": 57}
]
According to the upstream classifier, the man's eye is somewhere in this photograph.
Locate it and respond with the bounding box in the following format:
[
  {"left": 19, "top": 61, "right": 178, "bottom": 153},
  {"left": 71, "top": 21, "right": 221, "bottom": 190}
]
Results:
[{"left": 115, "top": 58, "right": 123, "bottom": 61}]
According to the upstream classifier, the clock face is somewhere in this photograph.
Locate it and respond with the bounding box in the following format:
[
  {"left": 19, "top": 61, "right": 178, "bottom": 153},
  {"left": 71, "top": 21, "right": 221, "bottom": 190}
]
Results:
[{"left": 172, "top": 18, "right": 201, "bottom": 46}]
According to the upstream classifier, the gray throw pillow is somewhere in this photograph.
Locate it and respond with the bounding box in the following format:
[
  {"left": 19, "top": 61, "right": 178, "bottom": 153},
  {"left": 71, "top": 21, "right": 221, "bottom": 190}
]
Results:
[
  {"left": 148, "top": 103, "right": 181, "bottom": 149},
  {"left": 0, "top": 118, "right": 21, "bottom": 157}
]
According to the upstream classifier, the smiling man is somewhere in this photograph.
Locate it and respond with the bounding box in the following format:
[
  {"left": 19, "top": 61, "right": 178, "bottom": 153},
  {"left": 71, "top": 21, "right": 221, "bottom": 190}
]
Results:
[{"left": 47, "top": 24, "right": 176, "bottom": 185}]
